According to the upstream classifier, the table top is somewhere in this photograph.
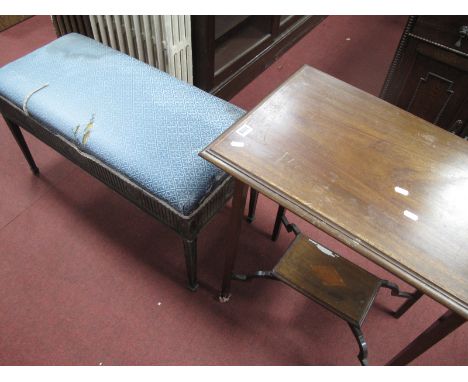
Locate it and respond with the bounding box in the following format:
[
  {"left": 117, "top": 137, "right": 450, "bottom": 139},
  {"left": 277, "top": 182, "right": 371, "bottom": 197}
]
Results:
[{"left": 200, "top": 65, "right": 468, "bottom": 319}]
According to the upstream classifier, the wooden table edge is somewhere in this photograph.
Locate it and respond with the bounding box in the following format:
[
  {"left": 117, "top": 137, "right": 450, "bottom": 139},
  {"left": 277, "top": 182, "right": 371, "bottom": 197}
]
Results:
[
  {"left": 199, "top": 66, "right": 308, "bottom": 151},
  {"left": 199, "top": 148, "right": 468, "bottom": 320}
]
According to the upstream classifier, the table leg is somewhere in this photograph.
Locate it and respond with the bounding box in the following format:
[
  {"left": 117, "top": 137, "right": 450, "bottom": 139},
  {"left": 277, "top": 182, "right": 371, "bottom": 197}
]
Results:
[
  {"left": 386, "top": 310, "right": 465, "bottom": 365},
  {"left": 219, "top": 179, "right": 248, "bottom": 302},
  {"left": 247, "top": 188, "right": 258, "bottom": 223}
]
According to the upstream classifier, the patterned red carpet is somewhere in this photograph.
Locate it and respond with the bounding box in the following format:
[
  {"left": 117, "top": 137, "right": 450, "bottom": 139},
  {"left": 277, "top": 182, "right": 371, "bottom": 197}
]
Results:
[{"left": 0, "top": 16, "right": 466, "bottom": 365}]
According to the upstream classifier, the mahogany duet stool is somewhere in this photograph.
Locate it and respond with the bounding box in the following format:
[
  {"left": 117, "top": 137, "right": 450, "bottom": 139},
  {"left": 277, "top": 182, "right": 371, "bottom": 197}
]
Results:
[{"left": 0, "top": 33, "right": 245, "bottom": 291}]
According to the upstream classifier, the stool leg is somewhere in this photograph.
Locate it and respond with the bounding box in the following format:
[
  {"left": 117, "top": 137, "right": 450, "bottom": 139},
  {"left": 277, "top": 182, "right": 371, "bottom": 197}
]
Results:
[
  {"left": 3, "top": 117, "right": 40, "bottom": 175},
  {"left": 182, "top": 238, "right": 199, "bottom": 292},
  {"left": 349, "top": 324, "right": 369, "bottom": 366},
  {"left": 272, "top": 206, "right": 285, "bottom": 241},
  {"left": 247, "top": 188, "right": 258, "bottom": 223}
]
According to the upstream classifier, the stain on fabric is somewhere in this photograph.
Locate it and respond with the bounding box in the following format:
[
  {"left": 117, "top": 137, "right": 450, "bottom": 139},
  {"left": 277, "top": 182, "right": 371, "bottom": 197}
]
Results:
[
  {"left": 82, "top": 130, "right": 91, "bottom": 145},
  {"left": 72, "top": 114, "right": 95, "bottom": 146},
  {"left": 82, "top": 114, "right": 95, "bottom": 145},
  {"left": 72, "top": 124, "right": 80, "bottom": 139}
]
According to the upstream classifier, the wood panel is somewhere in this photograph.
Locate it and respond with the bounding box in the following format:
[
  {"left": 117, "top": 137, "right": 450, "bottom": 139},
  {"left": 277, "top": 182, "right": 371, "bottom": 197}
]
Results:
[{"left": 381, "top": 16, "right": 468, "bottom": 137}]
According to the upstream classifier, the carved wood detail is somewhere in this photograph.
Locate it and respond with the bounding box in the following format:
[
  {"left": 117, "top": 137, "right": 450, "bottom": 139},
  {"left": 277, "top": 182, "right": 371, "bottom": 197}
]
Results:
[{"left": 407, "top": 72, "right": 454, "bottom": 125}]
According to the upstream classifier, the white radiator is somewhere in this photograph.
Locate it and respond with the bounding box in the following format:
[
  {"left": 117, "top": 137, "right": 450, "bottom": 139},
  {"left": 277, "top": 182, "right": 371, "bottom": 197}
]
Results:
[{"left": 86, "top": 15, "right": 193, "bottom": 84}]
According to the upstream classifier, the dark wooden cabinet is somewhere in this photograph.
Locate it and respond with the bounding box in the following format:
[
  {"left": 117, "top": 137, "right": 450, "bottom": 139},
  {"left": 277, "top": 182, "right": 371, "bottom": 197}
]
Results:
[
  {"left": 381, "top": 16, "right": 468, "bottom": 139},
  {"left": 0, "top": 16, "right": 31, "bottom": 32},
  {"left": 191, "top": 16, "right": 326, "bottom": 100}
]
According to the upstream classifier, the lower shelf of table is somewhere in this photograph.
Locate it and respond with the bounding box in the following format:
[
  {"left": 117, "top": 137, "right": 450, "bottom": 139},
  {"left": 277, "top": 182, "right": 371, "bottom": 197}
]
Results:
[{"left": 273, "top": 233, "right": 383, "bottom": 327}]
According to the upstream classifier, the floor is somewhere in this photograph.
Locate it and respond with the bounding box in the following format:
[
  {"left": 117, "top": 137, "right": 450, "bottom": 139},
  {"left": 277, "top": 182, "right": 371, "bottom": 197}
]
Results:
[{"left": 0, "top": 15, "right": 466, "bottom": 366}]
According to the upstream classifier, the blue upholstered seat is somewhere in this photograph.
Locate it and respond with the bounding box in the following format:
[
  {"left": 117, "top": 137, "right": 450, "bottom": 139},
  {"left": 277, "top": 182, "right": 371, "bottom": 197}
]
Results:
[{"left": 0, "top": 33, "right": 245, "bottom": 215}]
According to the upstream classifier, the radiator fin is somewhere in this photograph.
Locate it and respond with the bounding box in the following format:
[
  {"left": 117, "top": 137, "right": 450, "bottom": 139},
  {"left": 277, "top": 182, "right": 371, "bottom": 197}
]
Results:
[{"left": 54, "top": 15, "right": 192, "bottom": 84}]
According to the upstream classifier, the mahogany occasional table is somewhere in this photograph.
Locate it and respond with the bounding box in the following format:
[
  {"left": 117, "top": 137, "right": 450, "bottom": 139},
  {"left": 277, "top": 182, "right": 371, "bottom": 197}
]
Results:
[{"left": 200, "top": 65, "right": 468, "bottom": 365}]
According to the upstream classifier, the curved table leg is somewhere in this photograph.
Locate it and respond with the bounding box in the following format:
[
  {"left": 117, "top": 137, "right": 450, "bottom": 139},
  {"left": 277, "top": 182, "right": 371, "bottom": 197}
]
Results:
[{"left": 349, "top": 324, "right": 369, "bottom": 366}]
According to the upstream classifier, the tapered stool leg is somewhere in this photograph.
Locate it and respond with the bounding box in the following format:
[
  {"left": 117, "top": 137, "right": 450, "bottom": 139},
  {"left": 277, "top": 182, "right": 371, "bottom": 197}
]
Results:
[
  {"left": 4, "top": 117, "right": 39, "bottom": 175},
  {"left": 182, "top": 238, "right": 199, "bottom": 291}
]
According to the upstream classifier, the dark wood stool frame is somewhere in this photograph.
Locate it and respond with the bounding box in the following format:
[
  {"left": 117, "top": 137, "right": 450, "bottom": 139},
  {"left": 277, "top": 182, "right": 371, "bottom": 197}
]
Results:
[{"left": 0, "top": 95, "right": 235, "bottom": 291}]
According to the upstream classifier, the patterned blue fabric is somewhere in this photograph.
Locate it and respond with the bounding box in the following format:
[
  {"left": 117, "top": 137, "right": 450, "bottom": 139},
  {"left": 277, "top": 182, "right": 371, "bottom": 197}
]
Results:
[{"left": 0, "top": 33, "right": 245, "bottom": 215}]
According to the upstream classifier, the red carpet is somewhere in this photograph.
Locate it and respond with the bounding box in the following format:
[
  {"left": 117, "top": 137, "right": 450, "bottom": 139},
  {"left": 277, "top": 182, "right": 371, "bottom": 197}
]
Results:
[{"left": 0, "top": 16, "right": 466, "bottom": 366}]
